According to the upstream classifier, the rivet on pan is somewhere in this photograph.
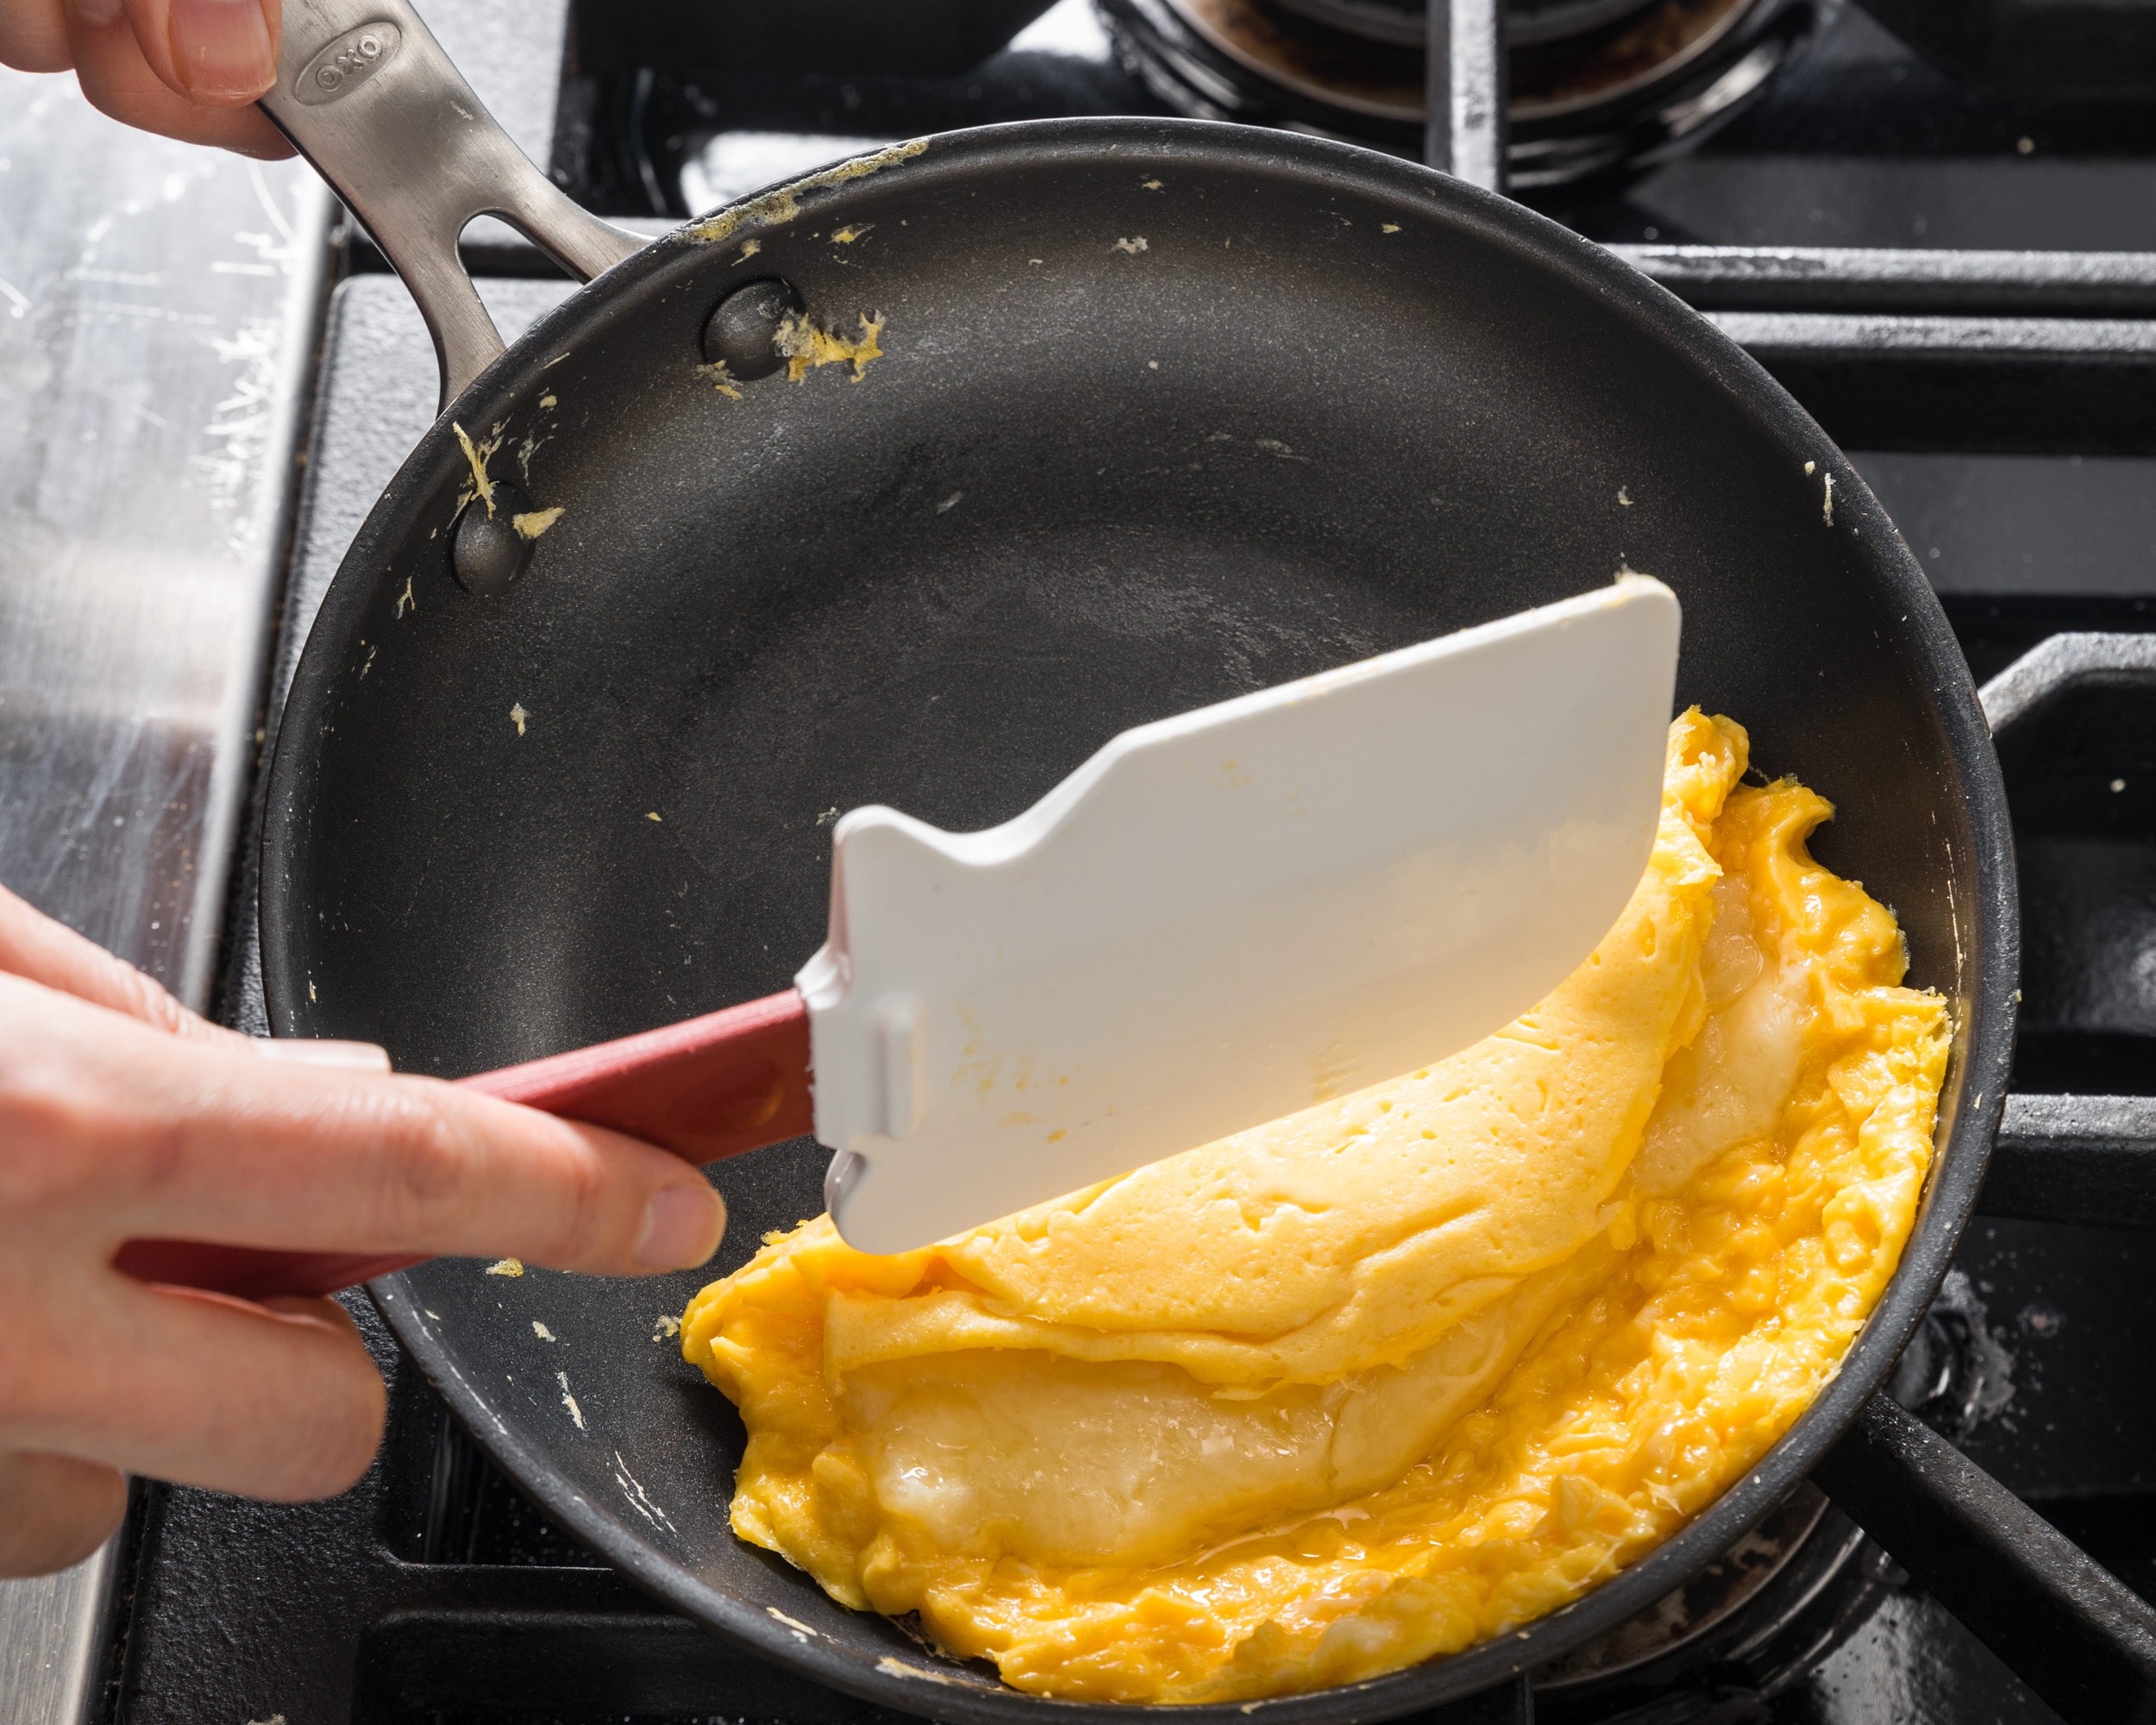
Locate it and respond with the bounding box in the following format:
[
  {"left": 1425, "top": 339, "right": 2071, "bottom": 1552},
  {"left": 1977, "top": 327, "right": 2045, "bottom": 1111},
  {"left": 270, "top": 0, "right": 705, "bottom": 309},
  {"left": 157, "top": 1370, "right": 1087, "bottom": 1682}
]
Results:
[
  {"left": 703, "top": 279, "right": 805, "bottom": 382},
  {"left": 452, "top": 480, "right": 535, "bottom": 596}
]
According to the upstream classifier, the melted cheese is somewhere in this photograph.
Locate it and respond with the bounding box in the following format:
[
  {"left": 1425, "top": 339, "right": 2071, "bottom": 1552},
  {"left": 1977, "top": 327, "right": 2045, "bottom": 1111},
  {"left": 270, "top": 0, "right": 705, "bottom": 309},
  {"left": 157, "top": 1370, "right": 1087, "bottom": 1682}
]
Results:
[{"left": 681, "top": 711, "right": 1948, "bottom": 1703}]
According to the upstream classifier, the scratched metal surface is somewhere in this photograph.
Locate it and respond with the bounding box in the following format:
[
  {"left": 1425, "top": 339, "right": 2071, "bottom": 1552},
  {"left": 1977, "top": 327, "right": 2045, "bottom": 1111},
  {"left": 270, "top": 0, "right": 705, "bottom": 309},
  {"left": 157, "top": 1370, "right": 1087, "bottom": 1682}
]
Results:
[
  {"left": 0, "top": 69, "right": 333, "bottom": 1725},
  {"left": 0, "top": 3, "right": 573, "bottom": 1720},
  {"left": 0, "top": 74, "right": 332, "bottom": 1007}
]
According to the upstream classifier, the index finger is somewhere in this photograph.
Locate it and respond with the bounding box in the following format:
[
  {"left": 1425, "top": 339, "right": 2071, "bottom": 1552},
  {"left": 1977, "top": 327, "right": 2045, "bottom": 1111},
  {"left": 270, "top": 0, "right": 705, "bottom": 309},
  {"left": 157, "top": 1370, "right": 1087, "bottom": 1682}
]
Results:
[{"left": 10, "top": 983, "right": 727, "bottom": 1276}]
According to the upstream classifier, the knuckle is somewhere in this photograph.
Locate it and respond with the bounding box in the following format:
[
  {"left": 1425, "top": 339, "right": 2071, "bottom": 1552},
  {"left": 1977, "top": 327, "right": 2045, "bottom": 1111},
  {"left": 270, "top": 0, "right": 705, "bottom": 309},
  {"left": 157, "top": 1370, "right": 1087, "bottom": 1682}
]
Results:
[
  {"left": 373, "top": 1093, "right": 479, "bottom": 1235},
  {"left": 115, "top": 966, "right": 192, "bottom": 1036},
  {"left": 0, "top": 1043, "right": 130, "bottom": 1214},
  {"left": 127, "top": 1121, "right": 190, "bottom": 1201},
  {"left": 546, "top": 1144, "right": 619, "bottom": 1267}
]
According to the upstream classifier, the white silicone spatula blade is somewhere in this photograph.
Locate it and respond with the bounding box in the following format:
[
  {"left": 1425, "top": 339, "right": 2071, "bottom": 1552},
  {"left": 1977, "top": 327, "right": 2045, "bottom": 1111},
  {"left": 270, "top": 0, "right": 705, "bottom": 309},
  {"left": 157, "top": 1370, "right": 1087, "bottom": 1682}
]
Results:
[{"left": 802, "top": 574, "right": 1682, "bottom": 1253}]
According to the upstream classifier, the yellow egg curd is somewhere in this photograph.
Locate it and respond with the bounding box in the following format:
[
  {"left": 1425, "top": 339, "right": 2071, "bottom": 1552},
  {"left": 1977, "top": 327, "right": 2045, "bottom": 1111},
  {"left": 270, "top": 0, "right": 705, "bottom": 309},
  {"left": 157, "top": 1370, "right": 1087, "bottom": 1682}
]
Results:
[{"left": 681, "top": 710, "right": 1949, "bottom": 1703}]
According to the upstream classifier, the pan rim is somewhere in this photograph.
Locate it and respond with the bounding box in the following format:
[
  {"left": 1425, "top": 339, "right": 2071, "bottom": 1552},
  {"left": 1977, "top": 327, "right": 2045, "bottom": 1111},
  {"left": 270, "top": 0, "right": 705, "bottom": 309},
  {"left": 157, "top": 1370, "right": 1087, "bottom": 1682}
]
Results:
[{"left": 261, "top": 113, "right": 2017, "bottom": 1721}]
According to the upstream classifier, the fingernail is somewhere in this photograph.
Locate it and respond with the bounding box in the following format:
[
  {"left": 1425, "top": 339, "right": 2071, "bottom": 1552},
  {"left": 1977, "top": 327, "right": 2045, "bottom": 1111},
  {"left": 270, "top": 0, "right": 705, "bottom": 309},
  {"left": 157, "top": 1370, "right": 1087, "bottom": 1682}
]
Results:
[
  {"left": 71, "top": 0, "right": 124, "bottom": 26},
  {"left": 250, "top": 1036, "right": 393, "bottom": 1071},
  {"left": 169, "top": 0, "right": 275, "bottom": 100},
  {"left": 636, "top": 1183, "right": 724, "bottom": 1270}
]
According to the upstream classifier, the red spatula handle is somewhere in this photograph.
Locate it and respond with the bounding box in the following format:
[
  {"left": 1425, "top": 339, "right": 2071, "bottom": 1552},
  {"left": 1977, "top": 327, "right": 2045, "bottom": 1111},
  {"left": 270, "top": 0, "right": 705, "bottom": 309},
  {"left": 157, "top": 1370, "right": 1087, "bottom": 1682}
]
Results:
[
  {"left": 112, "top": 989, "right": 812, "bottom": 1302},
  {"left": 459, "top": 987, "right": 812, "bottom": 1153}
]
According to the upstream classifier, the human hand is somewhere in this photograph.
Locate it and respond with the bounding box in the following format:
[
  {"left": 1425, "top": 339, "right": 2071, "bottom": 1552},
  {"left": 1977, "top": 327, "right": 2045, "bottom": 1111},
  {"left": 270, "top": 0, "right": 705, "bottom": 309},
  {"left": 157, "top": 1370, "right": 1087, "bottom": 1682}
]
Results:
[
  {"left": 0, "top": 882, "right": 727, "bottom": 1578},
  {"left": 0, "top": 0, "right": 291, "bottom": 159}
]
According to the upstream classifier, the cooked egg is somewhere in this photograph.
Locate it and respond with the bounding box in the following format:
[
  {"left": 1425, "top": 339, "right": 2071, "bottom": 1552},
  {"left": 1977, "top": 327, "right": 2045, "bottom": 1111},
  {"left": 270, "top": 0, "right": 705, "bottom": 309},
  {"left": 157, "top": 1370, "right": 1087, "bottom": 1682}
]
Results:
[{"left": 681, "top": 709, "right": 1948, "bottom": 1703}]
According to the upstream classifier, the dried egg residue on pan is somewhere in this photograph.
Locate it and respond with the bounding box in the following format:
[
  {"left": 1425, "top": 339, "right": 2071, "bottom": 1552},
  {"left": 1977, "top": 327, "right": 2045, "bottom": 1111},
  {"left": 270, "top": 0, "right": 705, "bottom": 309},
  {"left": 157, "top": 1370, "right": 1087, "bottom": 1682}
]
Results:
[{"left": 683, "top": 711, "right": 1948, "bottom": 1703}]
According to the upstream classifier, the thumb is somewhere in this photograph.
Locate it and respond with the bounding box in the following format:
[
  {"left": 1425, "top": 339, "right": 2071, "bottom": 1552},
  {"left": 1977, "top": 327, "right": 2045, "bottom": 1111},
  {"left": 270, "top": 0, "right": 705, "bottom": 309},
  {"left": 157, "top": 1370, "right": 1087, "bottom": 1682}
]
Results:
[{"left": 122, "top": 0, "right": 279, "bottom": 104}]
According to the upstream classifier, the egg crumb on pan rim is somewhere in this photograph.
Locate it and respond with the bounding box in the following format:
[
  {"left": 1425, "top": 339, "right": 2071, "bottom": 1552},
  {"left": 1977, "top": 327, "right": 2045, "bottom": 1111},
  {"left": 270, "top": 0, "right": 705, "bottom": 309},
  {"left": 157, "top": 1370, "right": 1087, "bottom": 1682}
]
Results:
[{"left": 682, "top": 708, "right": 1950, "bottom": 1704}]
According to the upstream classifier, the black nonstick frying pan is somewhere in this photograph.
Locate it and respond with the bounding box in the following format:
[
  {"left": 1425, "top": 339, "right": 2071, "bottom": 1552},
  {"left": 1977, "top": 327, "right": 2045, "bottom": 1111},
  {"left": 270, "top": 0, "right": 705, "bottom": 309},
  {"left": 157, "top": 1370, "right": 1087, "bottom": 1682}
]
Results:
[{"left": 254, "top": 1, "right": 2015, "bottom": 1718}]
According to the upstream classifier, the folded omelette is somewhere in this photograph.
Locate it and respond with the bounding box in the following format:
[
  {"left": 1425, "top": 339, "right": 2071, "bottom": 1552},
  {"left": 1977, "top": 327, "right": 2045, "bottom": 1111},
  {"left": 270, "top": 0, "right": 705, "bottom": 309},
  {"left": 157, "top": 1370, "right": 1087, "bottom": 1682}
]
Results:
[{"left": 681, "top": 709, "right": 1949, "bottom": 1703}]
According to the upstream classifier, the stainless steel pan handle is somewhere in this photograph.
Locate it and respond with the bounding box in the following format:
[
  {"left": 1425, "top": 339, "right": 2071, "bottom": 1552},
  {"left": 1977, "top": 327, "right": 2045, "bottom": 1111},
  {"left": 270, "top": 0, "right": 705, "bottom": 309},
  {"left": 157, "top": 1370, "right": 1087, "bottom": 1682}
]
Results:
[{"left": 260, "top": 0, "right": 642, "bottom": 407}]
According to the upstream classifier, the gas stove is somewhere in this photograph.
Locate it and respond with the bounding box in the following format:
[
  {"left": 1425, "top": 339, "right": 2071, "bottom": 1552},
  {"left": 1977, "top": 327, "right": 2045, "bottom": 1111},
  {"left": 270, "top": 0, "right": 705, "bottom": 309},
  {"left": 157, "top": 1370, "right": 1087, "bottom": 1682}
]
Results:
[{"left": 6, "top": 0, "right": 2156, "bottom": 1721}]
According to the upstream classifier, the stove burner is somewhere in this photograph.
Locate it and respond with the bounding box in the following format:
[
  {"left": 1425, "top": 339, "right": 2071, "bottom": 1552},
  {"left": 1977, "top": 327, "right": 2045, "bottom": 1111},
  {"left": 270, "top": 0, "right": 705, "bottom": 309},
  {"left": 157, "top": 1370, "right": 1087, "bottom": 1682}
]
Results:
[
  {"left": 1534, "top": 1484, "right": 1890, "bottom": 1716},
  {"left": 1545, "top": 1487, "right": 1843, "bottom": 1685},
  {"left": 1100, "top": 0, "right": 1831, "bottom": 185},
  {"left": 1270, "top": 0, "right": 1670, "bottom": 52},
  {"left": 1890, "top": 1269, "right": 2019, "bottom": 1441}
]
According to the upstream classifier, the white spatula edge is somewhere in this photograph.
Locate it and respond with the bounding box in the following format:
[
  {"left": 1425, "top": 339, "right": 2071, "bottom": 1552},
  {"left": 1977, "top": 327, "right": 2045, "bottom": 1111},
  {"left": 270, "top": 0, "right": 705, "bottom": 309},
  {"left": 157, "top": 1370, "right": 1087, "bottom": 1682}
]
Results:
[{"left": 805, "top": 574, "right": 1681, "bottom": 1252}]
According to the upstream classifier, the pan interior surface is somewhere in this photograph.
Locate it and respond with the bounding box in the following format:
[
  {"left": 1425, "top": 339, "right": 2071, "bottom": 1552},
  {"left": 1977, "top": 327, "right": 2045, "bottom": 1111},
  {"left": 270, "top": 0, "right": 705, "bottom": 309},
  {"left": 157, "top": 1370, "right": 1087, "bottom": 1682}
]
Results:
[{"left": 264, "top": 122, "right": 2002, "bottom": 1722}]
